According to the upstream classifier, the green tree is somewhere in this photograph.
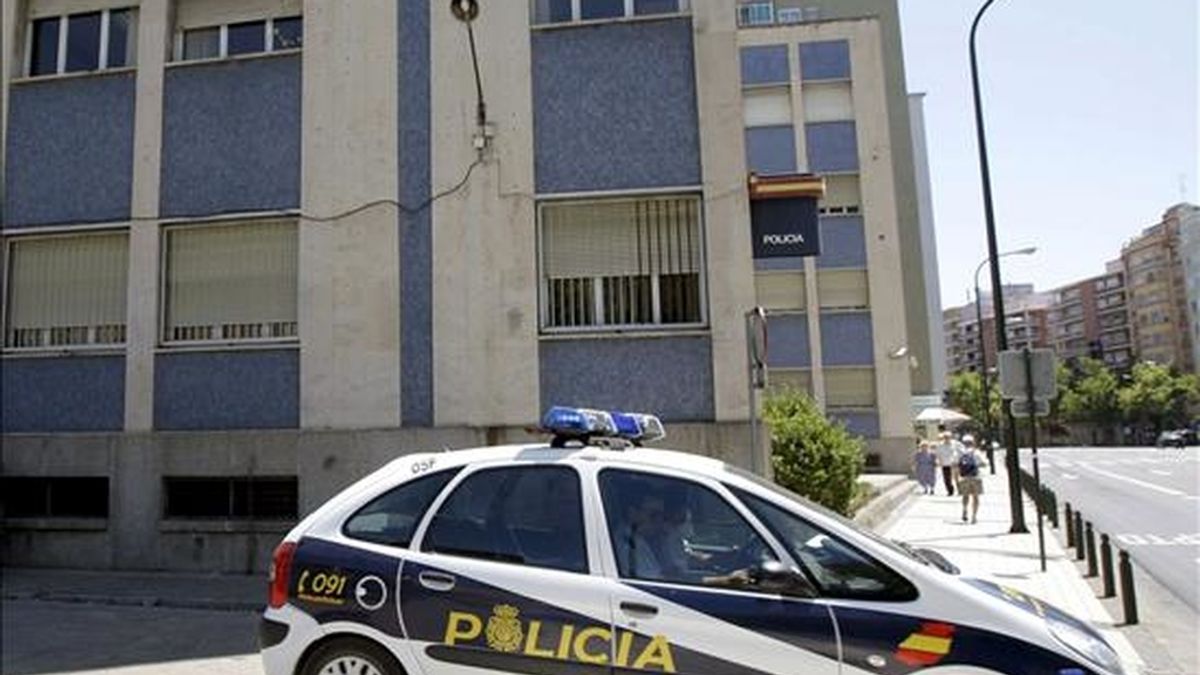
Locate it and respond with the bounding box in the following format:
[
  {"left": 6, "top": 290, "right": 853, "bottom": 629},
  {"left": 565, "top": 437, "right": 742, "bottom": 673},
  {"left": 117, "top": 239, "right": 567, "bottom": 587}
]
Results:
[
  {"left": 946, "top": 371, "right": 1000, "bottom": 427},
  {"left": 765, "top": 389, "right": 865, "bottom": 516},
  {"left": 1059, "top": 358, "right": 1120, "bottom": 425},
  {"left": 1118, "top": 362, "right": 1200, "bottom": 431}
]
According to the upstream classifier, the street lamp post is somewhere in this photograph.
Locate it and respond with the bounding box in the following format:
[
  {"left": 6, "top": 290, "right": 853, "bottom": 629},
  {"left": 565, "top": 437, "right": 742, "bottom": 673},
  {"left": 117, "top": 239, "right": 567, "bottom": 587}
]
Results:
[
  {"left": 973, "top": 247, "right": 1036, "bottom": 475},
  {"left": 970, "top": 0, "right": 1028, "bottom": 533}
]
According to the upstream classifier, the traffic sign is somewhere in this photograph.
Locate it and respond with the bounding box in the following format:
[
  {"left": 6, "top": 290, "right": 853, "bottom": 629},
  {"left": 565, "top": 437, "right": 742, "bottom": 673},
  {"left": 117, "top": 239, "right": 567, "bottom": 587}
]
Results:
[
  {"left": 1010, "top": 398, "right": 1051, "bottom": 417},
  {"left": 998, "top": 348, "right": 1057, "bottom": 400}
]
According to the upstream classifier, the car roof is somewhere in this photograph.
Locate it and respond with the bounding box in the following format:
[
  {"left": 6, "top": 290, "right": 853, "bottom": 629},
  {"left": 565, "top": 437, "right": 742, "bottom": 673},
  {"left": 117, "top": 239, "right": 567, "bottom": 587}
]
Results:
[{"left": 387, "top": 442, "right": 731, "bottom": 477}]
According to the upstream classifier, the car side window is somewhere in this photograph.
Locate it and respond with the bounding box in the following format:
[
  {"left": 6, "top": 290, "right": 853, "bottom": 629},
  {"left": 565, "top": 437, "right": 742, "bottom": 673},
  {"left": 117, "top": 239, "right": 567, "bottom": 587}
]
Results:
[
  {"left": 732, "top": 488, "right": 917, "bottom": 601},
  {"left": 343, "top": 468, "right": 460, "bottom": 547},
  {"left": 599, "top": 469, "right": 777, "bottom": 587},
  {"left": 422, "top": 466, "right": 588, "bottom": 573}
]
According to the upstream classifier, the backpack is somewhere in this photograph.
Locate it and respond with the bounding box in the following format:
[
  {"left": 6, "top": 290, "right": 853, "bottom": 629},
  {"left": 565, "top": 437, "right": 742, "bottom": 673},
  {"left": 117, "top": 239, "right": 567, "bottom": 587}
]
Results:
[{"left": 958, "top": 452, "right": 979, "bottom": 477}]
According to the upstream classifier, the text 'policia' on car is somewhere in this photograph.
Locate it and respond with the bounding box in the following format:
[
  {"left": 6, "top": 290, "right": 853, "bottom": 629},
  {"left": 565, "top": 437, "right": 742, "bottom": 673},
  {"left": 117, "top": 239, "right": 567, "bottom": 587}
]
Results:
[{"left": 260, "top": 406, "right": 1125, "bottom": 675}]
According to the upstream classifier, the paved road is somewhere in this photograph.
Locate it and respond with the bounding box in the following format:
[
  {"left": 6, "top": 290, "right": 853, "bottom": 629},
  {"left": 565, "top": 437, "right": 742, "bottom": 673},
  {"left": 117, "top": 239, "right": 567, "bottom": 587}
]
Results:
[
  {"left": 1020, "top": 446, "right": 1200, "bottom": 611},
  {"left": 1, "top": 600, "right": 264, "bottom": 675}
]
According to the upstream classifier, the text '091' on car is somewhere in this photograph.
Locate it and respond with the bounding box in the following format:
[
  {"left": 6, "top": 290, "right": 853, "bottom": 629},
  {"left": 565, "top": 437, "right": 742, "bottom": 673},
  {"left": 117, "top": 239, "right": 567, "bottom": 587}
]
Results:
[{"left": 260, "top": 406, "right": 1124, "bottom": 675}]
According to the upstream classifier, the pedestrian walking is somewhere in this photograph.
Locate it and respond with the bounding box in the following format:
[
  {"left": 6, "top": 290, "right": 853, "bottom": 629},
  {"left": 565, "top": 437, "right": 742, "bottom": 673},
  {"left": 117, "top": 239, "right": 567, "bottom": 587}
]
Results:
[
  {"left": 935, "top": 431, "right": 961, "bottom": 496},
  {"left": 957, "top": 435, "right": 984, "bottom": 523},
  {"left": 912, "top": 441, "right": 938, "bottom": 495}
]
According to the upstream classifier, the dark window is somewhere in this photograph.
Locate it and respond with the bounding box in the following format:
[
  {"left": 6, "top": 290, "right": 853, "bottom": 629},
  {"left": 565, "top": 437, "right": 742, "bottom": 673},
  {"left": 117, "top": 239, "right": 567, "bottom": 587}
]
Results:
[
  {"left": 535, "top": 0, "right": 573, "bottom": 23},
  {"left": 226, "top": 20, "right": 265, "bottom": 56},
  {"left": 163, "top": 477, "right": 298, "bottom": 519},
  {"left": 580, "top": 0, "right": 625, "bottom": 20},
  {"left": 423, "top": 466, "right": 587, "bottom": 573},
  {"left": 599, "top": 469, "right": 777, "bottom": 586},
  {"left": 107, "top": 8, "right": 133, "bottom": 67},
  {"left": 732, "top": 488, "right": 916, "bottom": 601},
  {"left": 30, "top": 17, "right": 60, "bottom": 76},
  {"left": 1, "top": 477, "right": 109, "bottom": 518},
  {"left": 65, "top": 12, "right": 102, "bottom": 72},
  {"left": 634, "top": 0, "right": 679, "bottom": 15},
  {"left": 272, "top": 16, "right": 303, "bottom": 50},
  {"left": 344, "top": 468, "right": 460, "bottom": 547}
]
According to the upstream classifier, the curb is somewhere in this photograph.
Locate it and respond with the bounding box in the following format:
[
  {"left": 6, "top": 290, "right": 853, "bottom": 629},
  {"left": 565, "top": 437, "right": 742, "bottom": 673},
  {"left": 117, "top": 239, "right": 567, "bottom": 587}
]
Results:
[
  {"left": 854, "top": 477, "right": 918, "bottom": 529},
  {"left": 3, "top": 591, "right": 262, "bottom": 613}
]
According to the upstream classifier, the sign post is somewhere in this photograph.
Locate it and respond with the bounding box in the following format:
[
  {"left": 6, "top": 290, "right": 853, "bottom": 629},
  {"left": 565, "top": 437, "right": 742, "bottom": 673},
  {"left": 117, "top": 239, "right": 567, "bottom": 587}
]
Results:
[
  {"left": 1000, "top": 347, "right": 1056, "bottom": 572},
  {"left": 746, "top": 307, "right": 768, "bottom": 475}
]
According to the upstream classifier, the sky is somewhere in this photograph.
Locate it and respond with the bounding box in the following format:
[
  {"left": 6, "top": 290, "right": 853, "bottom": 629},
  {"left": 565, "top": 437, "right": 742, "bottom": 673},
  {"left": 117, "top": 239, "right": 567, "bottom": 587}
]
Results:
[{"left": 897, "top": 0, "right": 1199, "bottom": 310}]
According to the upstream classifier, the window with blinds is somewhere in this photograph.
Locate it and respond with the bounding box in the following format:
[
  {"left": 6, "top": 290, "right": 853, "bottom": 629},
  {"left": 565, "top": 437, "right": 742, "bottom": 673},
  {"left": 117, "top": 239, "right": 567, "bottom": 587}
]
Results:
[
  {"left": 755, "top": 271, "right": 806, "bottom": 311},
  {"left": 5, "top": 232, "right": 129, "bottom": 349},
  {"left": 824, "top": 367, "right": 876, "bottom": 408},
  {"left": 163, "top": 220, "right": 298, "bottom": 343},
  {"left": 817, "top": 269, "right": 869, "bottom": 309},
  {"left": 819, "top": 174, "right": 861, "bottom": 216},
  {"left": 767, "top": 368, "right": 813, "bottom": 396},
  {"left": 540, "top": 196, "right": 705, "bottom": 330}
]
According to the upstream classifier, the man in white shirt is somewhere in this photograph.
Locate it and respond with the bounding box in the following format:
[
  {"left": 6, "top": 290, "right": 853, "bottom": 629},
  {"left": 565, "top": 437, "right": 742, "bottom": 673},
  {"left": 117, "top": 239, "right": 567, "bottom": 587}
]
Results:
[{"left": 935, "top": 430, "right": 962, "bottom": 497}]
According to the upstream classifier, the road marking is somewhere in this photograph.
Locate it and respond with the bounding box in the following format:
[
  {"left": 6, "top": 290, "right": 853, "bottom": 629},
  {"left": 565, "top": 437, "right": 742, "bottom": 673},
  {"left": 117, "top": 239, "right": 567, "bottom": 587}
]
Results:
[
  {"left": 1149, "top": 470, "right": 1172, "bottom": 476},
  {"left": 1116, "top": 533, "right": 1200, "bottom": 546},
  {"left": 1060, "top": 473, "right": 1078, "bottom": 481},
  {"left": 1079, "top": 464, "right": 1187, "bottom": 496}
]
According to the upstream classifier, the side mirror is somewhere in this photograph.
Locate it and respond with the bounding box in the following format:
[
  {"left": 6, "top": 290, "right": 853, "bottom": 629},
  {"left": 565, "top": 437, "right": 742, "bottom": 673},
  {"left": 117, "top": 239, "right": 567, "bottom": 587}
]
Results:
[
  {"left": 914, "top": 547, "right": 960, "bottom": 575},
  {"left": 752, "top": 560, "right": 819, "bottom": 598}
]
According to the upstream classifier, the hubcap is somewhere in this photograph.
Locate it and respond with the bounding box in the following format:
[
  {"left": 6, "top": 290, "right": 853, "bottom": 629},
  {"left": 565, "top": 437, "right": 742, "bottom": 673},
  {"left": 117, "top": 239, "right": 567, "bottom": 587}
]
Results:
[{"left": 318, "top": 655, "right": 383, "bottom": 675}]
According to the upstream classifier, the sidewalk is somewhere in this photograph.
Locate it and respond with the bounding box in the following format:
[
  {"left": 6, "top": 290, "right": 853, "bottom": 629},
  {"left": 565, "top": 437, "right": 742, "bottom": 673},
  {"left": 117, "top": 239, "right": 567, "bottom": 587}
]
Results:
[
  {"left": 880, "top": 456, "right": 1144, "bottom": 674},
  {"left": 2, "top": 567, "right": 265, "bottom": 612}
]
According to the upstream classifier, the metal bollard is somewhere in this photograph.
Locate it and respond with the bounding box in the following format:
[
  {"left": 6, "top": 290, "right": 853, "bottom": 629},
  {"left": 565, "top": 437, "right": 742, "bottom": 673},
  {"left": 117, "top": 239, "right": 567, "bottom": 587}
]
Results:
[
  {"left": 1085, "top": 522, "right": 1098, "bottom": 577},
  {"left": 1118, "top": 550, "right": 1138, "bottom": 625},
  {"left": 1049, "top": 491, "right": 1059, "bottom": 529},
  {"left": 1065, "top": 503, "right": 1074, "bottom": 546},
  {"left": 1074, "top": 512, "right": 1085, "bottom": 561},
  {"left": 1100, "top": 534, "right": 1115, "bottom": 598}
]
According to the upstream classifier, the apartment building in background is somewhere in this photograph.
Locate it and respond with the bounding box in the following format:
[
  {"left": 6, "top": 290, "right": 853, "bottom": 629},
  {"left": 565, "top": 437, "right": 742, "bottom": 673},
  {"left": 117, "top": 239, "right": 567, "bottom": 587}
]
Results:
[
  {"left": 1176, "top": 204, "right": 1200, "bottom": 370},
  {"left": 1, "top": 0, "right": 936, "bottom": 570},
  {"left": 1049, "top": 267, "right": 1133, "bottom": 371},
  {"left": 943, "top": 284, "right": 1052, "bottom": 377},
  {"left": 1122, "top": 205, "right": 1194, "bottom": 372}
]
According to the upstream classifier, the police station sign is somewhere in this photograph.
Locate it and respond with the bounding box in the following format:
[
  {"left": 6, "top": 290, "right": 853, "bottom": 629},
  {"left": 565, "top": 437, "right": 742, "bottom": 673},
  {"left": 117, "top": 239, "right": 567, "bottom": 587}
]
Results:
[{"left": 747, "top": 173, "right": 824, "bottom": 259}]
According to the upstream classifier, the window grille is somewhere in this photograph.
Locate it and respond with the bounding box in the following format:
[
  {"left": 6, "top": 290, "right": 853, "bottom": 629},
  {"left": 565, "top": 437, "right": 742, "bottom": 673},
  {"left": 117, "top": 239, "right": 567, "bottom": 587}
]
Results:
[
  {"left": 737, "top": 2, "right": 775, "bottom": 26},
  {"left": 540, "top": 195, "right": 704, "bottom": 331}
]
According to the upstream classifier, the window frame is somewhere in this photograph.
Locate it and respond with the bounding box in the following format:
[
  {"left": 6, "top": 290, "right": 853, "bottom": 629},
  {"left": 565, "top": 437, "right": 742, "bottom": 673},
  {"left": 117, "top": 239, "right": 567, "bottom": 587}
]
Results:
[
  {"left": 531, "top": 0, "right": 691, "bottom": 26},
  {"left": 2, "top": 229, "right": 131, "bottom": 353},
  {"left": 536, "top": 192, "right": 710, "bottom": 335},
  {"left": 161, "top": 476, "right": 299, "bottom": 521},
  {"left": 342, "top": 467, "right": 462, "bottom": 549},
  {"left": 174, "top": 15, "right": 302, "bottom": 63},
  {"left": 158, "top": 218, "right": 299, "bottom": 348},
  {"left": 24, "top": 7, "right": 137, "bottom": 78}
]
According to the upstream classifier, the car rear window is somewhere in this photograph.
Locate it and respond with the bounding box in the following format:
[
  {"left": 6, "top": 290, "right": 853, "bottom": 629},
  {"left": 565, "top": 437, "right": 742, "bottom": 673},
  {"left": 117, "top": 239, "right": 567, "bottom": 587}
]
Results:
[{"left": 343, "top": 467, "right": 460, "bottom": 547}]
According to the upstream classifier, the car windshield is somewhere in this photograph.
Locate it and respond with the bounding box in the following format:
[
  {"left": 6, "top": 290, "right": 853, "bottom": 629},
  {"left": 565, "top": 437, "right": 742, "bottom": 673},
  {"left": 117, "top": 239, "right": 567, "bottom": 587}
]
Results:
[{"left": 724, "top": 464, "right": 925, "bottom": 565}]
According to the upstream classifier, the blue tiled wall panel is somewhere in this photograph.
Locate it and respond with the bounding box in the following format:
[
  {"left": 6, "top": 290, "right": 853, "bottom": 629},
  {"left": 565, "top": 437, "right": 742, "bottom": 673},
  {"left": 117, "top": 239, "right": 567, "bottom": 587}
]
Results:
[
  {"left": 154, "top": 350, "right": 298, "bottom": 430},
  {"left": 755, "top": 257, "right": 806, "bottom": 271},
  {"left": 765, "top": 314, "right": 811, "bottom": 368},
  {"left": 160, "top": 56, "right": 301, "bottom": 217},
  {"left": 740, "top": 45, "right": 789, "bottom": 85},
  {"left": 4, "top": 73, "right": 134, "bottom": 227},
  {"left": 817, "top": 216, "right": 867, "bottom": 268},
  {"left": 540, "top": 337, "right": 713, "bottom": 421},
  {"left": 745, "top": 126, "right": 797, "bottom": 175},
  {"left": 799, "top": 40, "right": 851, "bottom": 81},
  {"left": 829, "top": 410, "right": 880, "bottom": 438},
  {"left": 532, "top": 18, "right": 701, "bottom": 193},
  {"left": 399, "top": 2, "right": 432, "bottom": 426},
  {"left": 820, "top": 312, "right": 875, "bottom": 366},
  {"left": 1, "top": 356, "right": 125, "bottom": 432},
  {"left": 805, "top": 121, "right": 859, "bottom": 173},
  {"left": 635, "top": 0, "right": 680, "bottom": 15}
]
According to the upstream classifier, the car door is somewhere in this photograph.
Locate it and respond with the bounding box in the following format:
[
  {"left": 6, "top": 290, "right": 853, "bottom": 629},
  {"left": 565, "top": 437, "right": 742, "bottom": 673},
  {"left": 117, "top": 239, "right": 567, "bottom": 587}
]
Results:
[
  {"left": 598, "top": 468, "right": 842, "bottom": 675},
  {"left": 400, "top": 463, "right": 616, "bottom": 675}
]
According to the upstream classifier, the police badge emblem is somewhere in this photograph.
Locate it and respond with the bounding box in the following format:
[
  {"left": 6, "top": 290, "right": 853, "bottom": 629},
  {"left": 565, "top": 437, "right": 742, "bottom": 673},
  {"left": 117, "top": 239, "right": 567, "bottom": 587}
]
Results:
[{"left": 486, "top": 604, "right": 523, "bottom": 652}]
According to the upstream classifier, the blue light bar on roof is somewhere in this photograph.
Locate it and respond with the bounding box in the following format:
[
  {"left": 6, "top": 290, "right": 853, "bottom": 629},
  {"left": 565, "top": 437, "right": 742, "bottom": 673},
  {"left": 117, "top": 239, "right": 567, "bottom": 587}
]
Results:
[{"left": 541, "top": 406, "right": 665, "bottom": 444}]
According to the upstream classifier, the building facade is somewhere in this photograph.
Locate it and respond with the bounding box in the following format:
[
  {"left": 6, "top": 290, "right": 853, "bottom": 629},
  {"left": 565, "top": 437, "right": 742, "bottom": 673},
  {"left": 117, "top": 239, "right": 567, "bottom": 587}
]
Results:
[
  {"left": 1175, "top": 204, "right": 1200, "bottom": 371},
  {"left": 1049, "top": 269, "right": 1133, "bottom": 371},
  {"left": 944, "top": 285, "right": 1052, "bottom": 377},
  {"left": 2, "top": 0, "right": 932, "bottom": 570},
  {"left": 1122, "top": 205, "right": 1193, "bottom": 372}
]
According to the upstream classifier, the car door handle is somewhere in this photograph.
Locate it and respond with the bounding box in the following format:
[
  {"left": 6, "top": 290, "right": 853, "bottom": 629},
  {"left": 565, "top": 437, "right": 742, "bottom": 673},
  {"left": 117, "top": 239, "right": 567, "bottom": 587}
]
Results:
[
  {"left": 418, "top": 571, "right": 456, "bottom": 592},
  {"left": 619, "top": 601, "right": 658, "bottom": 617}
]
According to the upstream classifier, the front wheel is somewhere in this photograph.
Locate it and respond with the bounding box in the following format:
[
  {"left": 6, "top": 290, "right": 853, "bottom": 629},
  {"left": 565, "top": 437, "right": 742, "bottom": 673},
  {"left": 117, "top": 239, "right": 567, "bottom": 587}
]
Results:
[{"left": 300, "top": 636, "right": 403, "bottom": 675}]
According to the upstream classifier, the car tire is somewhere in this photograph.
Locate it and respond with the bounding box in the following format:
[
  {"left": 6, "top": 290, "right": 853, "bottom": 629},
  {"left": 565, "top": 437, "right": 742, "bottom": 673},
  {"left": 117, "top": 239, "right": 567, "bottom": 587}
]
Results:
[{"left": 300, "top": 636, "right": 404, "bottom": 675}]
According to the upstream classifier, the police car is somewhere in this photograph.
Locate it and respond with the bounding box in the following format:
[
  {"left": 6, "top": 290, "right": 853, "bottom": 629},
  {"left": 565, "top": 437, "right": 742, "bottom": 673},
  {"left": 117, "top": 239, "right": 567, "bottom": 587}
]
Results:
[{"left": 261, "top": 406, "right": 1124, "bottom": 675}]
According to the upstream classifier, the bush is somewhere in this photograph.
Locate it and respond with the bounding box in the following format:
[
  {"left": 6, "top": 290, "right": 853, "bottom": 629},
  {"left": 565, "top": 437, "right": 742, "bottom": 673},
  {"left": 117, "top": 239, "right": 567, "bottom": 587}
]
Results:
[{"left": 764, "top": 388, "right": 866, "bottom": 516}]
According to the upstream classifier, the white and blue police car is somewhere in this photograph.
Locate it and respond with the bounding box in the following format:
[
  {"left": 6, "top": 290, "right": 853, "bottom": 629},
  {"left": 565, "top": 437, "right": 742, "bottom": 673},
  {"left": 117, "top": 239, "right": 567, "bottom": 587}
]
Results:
[{"left": 260, "top": 406, "right": 1125, "bottom": 675}]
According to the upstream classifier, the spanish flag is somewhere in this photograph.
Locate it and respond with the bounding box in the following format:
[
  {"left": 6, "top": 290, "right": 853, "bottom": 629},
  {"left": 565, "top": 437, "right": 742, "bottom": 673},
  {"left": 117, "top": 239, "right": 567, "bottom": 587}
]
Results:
[{"left": 895, "top": 622, "right": 955, "bottom": 667}]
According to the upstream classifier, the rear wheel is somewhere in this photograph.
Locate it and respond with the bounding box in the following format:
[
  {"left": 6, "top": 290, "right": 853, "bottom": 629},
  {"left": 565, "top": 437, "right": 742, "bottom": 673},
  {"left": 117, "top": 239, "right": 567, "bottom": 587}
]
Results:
[{"left": 300, "top": 636, "right": 403, "bottom": 675}]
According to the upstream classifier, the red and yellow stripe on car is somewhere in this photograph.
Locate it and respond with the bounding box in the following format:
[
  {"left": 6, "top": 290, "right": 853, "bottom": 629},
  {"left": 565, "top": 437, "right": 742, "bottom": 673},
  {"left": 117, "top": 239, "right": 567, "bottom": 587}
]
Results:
[{"left": 895, "top": 622, "right": 955, "bottom": 666}]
